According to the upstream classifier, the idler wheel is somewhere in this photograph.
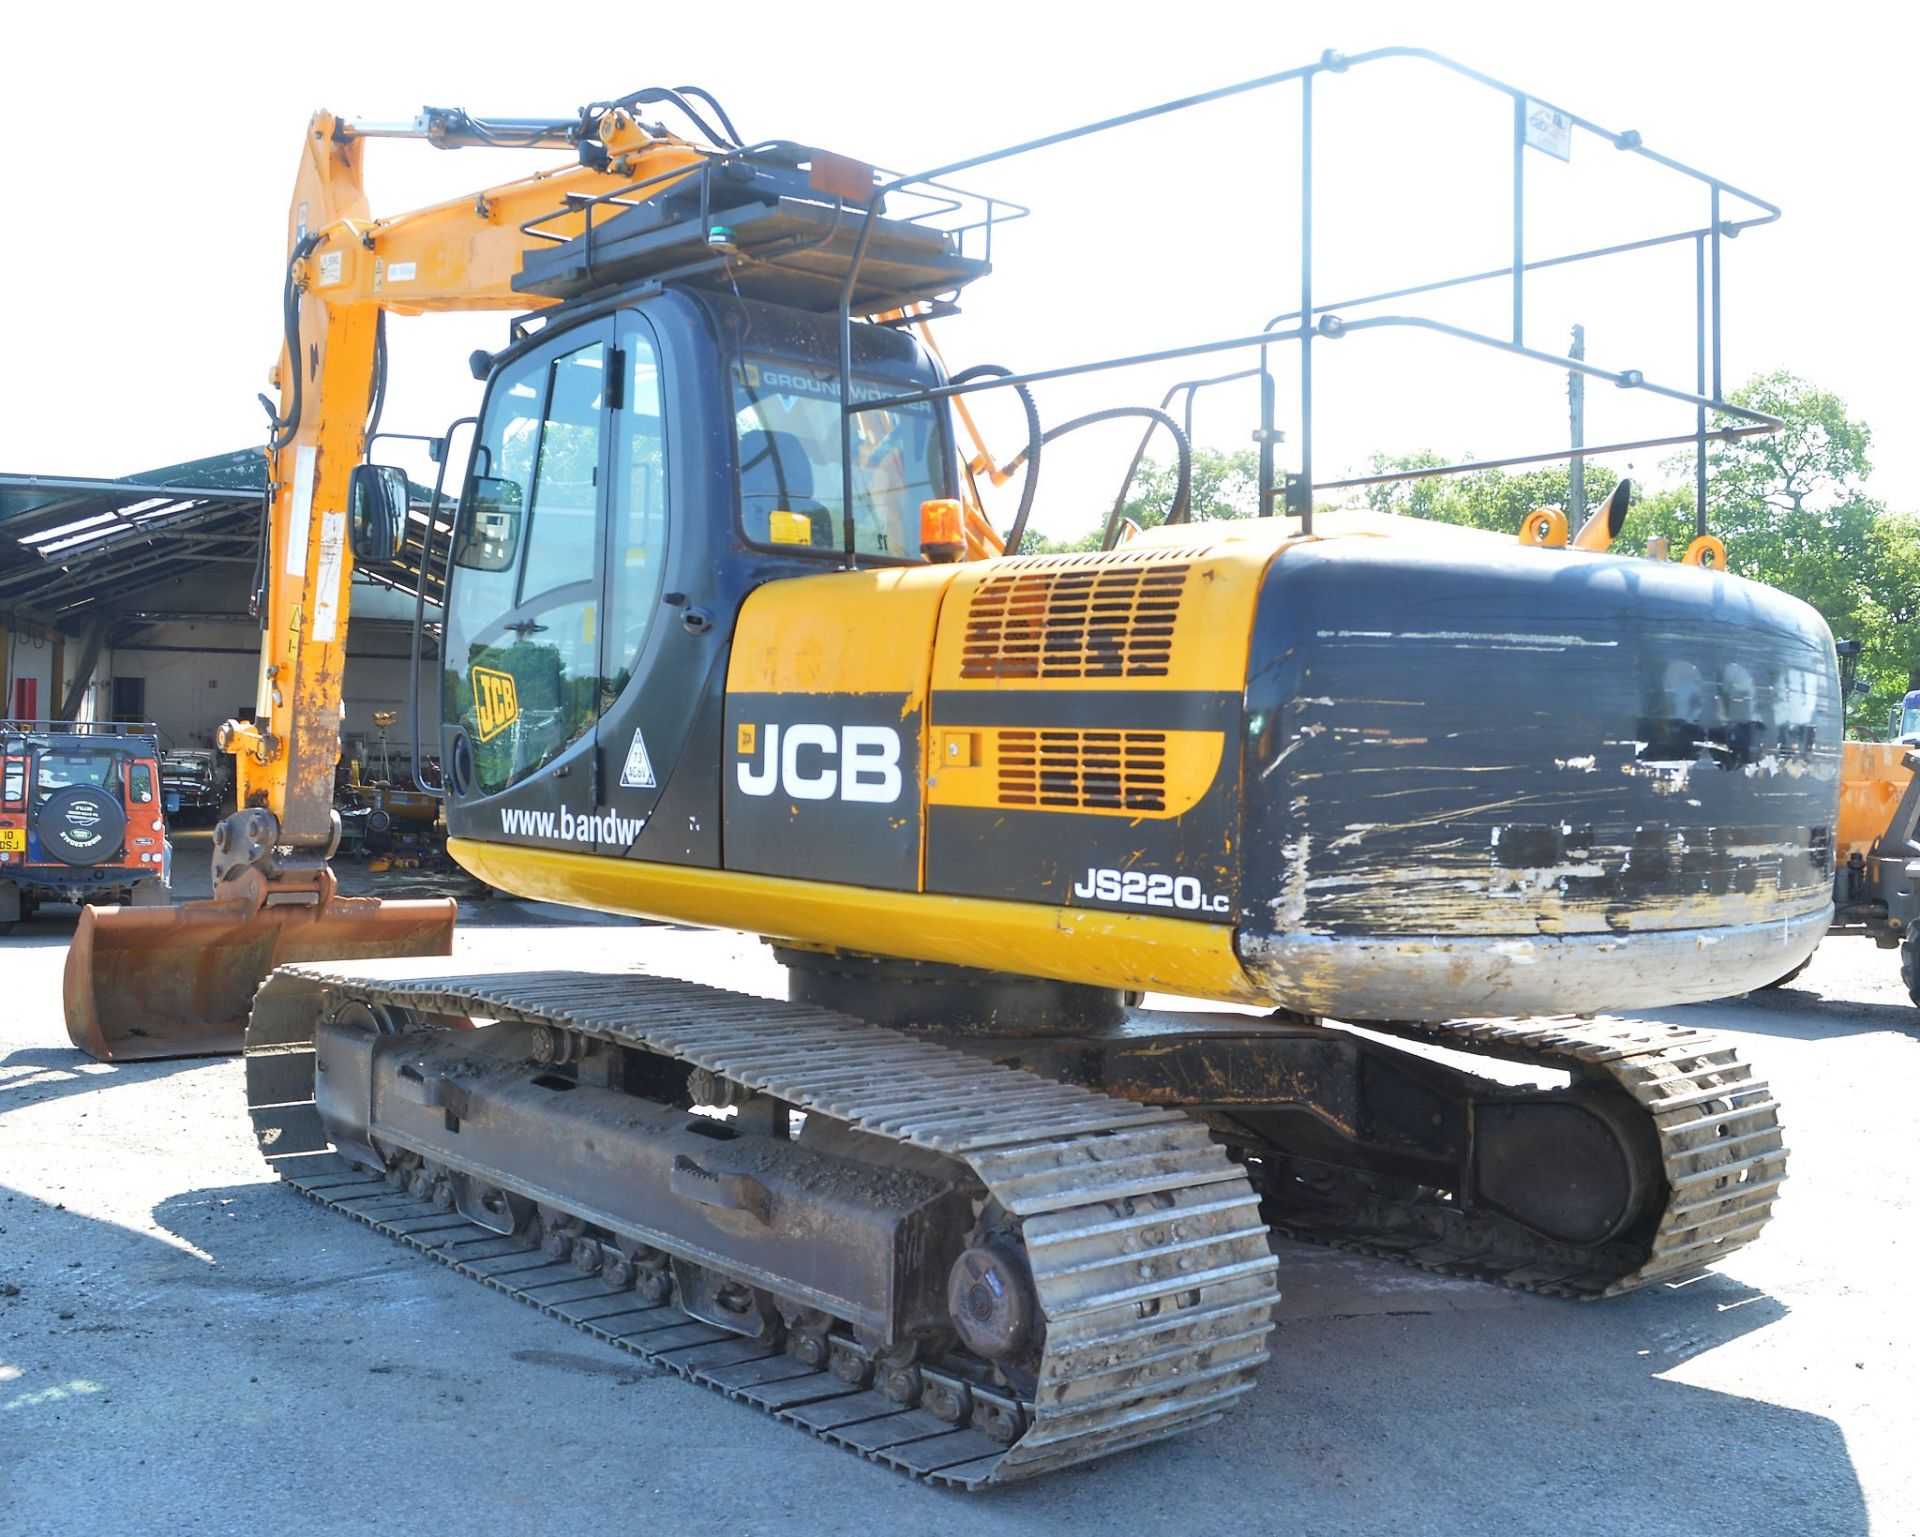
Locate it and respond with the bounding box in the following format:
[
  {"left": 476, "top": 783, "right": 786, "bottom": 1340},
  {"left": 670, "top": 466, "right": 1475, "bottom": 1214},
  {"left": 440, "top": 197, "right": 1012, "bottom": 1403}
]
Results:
[{"left": 947, "top": 1243, "right": 1035, "bottom": 1360}]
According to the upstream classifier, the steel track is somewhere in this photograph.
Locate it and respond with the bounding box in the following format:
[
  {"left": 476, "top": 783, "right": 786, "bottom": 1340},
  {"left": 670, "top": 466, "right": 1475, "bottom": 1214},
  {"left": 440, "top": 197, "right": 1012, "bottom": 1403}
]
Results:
[
  {"left": 244, "top": 961, "right": 1279, "bottom": 1487},
  {"left": 1261, "top": 1014, "right": 1787, "bottom": 1297},
  {"left": 243, "top": 962, "right": 1785, "bottom": 1482}
]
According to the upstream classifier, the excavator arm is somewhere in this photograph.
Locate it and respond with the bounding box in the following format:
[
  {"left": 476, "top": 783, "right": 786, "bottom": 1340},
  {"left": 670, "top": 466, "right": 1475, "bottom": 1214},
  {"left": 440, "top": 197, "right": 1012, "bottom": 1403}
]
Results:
[
  {"left": 63, "top": 104, "right": 714, "bottom": 1060},
  {"left": 233, "top": 105, "right": 704, "bottom": 853}
]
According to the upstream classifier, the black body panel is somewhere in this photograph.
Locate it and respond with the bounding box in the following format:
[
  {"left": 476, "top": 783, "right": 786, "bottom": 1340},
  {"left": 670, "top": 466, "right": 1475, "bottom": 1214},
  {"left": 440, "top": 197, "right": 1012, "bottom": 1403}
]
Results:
[
  {"left": 725, "top": 691, "right": 922, "bottom": 891},
  {"left": 1238, "top": 536, "right": 1841, "bottom": 939}
]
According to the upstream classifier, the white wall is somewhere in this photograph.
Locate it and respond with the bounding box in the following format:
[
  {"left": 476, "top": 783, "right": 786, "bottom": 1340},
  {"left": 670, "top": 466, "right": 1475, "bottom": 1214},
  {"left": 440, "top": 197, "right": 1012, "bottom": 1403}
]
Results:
[
  {"left": 106, "top": 620, "right": 434, "bottom": 772},
  {"left": 7, "top": 572, "right": 436, "bottom": 771}
]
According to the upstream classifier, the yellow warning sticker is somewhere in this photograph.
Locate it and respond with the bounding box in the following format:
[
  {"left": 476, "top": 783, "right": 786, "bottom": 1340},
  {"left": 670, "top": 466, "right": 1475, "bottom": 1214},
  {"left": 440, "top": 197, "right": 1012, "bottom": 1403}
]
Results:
[{"left": 472, "top": 666, "right": 520, "bottom": 742}]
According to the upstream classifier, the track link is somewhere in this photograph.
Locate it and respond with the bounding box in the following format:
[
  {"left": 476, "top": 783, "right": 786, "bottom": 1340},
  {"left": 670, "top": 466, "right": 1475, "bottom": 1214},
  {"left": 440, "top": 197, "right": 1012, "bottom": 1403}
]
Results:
[
  {"left": 1262, "top": 1014, "right": 1787, "bottom": 1298},
  {"left": 245, "top": 961, "right": 1279, "bottom": 1486}
]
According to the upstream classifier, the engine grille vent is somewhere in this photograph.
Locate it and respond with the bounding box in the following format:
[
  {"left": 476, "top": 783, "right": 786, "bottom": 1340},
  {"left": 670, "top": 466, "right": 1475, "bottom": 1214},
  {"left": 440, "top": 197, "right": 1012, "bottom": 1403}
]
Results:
[
  {"left": 996, "top": 730, "right": 1168, "bottom": 812},
  {"left": 961, "top": 560, "right": 1194, "bottom": 680}
]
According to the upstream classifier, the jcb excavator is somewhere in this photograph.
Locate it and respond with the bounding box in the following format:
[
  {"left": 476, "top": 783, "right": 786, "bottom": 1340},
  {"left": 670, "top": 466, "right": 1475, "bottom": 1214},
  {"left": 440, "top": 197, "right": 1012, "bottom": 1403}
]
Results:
[{"left": 63, "top": 55, "right": 1833, "bottom": 1484}]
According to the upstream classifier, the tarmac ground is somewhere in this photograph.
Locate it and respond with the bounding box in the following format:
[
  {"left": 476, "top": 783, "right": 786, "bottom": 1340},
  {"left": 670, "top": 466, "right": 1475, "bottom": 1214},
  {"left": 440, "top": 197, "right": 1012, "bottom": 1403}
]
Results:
[{"left": 1, "top": 857, "right": 1914, "bottom": 1536}]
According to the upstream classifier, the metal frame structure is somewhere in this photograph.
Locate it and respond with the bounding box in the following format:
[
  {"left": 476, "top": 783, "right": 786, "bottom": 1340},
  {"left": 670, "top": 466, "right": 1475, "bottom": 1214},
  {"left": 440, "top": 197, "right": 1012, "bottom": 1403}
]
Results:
[
  {"left": 0, "top": 451, "right": 447, "bottom": 636},
  {"left": 1, "top": 47, "right": 1783, "bottom": 620},
  {"left": 837, "top": 45, "right": 1781, "bottom": 553},
  {"left": 0, "top": 454, "right": 266, "bottom": 626}
]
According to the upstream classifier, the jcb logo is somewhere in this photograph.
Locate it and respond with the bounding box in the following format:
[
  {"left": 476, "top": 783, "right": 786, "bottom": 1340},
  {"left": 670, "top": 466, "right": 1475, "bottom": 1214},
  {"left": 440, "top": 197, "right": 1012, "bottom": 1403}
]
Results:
[
  {"left": 472, "top": 666, "right": 520, "bottom": 742},
  {"left": 737, "top": 723, "right": 902, "bottom": 803}
]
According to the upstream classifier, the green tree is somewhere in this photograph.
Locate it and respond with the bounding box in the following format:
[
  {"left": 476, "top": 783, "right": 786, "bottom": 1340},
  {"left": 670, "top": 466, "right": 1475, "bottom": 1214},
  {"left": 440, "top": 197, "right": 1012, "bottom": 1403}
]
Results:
[
  {"left": 1684, "top": 375, "right": 1897, "bottom": 732},
  {"left": 1023, "top": 447, "right": 1261, "bottom": 553},
  {"left": 1704, "top": 370, "right": 1872, "bottom": 517},
  {"left": 1363, "top": 453, "right": 1698, "bottom": 556}
]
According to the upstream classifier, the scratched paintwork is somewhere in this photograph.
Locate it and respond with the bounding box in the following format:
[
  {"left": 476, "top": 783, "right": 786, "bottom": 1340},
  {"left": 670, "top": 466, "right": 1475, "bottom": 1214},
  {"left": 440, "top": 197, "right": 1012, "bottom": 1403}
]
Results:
[{"left": 1239, "top": 538, "right": 1841, "bottom": 944}]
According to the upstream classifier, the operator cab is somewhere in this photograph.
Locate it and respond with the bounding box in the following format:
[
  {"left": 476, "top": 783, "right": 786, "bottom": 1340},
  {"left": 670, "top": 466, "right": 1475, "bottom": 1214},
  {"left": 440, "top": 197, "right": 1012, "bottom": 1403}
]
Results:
[{"left": 435, "top": 287, "right": 957, "bottom": 870}]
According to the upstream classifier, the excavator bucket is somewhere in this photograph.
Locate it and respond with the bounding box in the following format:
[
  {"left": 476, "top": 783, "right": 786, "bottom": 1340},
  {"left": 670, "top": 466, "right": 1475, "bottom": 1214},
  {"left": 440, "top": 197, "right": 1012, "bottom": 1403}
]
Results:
[{"left": 63, "top": 882, "right": 457, "bottom": 1062}]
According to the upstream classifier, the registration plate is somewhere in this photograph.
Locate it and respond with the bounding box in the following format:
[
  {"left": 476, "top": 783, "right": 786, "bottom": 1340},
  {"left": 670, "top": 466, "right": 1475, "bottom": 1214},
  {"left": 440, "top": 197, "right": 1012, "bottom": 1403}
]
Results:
[{"left": 0, "top": 827, "right": 23, "bottom": 853}]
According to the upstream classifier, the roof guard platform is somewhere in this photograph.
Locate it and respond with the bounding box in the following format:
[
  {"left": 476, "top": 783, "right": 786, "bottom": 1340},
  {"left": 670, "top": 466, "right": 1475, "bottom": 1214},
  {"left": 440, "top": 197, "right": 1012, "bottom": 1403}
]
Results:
[
  {"left": 829, "top": 45, "right": 1783, "bottom": 555},
  {"left": 512, "top": 140, "right": 999, "bottom": 313}
]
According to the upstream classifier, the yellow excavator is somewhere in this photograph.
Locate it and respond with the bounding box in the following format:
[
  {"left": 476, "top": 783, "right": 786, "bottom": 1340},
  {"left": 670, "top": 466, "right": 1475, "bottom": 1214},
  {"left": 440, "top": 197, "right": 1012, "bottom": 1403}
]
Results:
[{"left": 63, "top": 57, "right": 1833, "bottom": 1484}]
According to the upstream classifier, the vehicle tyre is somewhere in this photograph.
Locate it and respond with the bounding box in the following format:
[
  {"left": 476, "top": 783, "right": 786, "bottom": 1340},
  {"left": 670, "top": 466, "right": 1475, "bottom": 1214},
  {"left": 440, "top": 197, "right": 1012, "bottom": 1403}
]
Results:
[
  {"left": 33, "top": 784, "right": 127, "bottom": 866},
  {"left": 1901, "top": 923, "right": 1920, "bottom": 1010}
]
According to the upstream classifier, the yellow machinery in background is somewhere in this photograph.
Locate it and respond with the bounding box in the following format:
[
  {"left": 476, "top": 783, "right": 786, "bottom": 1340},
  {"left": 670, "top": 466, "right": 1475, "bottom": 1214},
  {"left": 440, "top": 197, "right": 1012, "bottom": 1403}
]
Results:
[{"left": 1838, "top": 742, "right": 1912, "bottom": 859}]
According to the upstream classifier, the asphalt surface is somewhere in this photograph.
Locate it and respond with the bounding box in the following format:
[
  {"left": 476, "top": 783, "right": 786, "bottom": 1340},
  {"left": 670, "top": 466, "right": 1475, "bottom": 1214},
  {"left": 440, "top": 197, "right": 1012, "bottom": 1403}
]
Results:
[{"left": 1, "top": 883, "right": 1914, "bottom": 1536}]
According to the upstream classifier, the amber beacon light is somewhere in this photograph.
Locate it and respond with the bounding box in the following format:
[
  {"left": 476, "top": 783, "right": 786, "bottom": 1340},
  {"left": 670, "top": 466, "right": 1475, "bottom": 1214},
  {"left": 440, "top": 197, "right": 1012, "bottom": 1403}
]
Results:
[{"left": 919, "top": 498, "right": 965, "bottom": 562}]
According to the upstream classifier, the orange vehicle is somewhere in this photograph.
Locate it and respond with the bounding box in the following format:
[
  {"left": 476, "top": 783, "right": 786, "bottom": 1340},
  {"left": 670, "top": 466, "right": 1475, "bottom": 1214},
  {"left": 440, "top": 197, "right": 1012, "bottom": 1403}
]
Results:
[{"left": 0, "top": 720, "right": 170, "bottom": 934}]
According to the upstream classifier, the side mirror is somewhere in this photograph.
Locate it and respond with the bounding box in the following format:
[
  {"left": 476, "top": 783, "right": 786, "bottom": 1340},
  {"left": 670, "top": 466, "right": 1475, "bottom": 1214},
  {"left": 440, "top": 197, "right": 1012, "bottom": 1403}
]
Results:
[
  {"left": 348, "top": 463, "right": 411, "bottom": 565},
  {"left": 453, "top": 476, "right": 524, "bottom": 573}
]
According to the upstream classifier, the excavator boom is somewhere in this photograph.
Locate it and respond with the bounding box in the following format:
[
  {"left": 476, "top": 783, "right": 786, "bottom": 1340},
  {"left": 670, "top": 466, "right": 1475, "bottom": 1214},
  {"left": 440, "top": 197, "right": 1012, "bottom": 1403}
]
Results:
[{"left": 64, "top": 103, "right": 710, "bottom": 1059}]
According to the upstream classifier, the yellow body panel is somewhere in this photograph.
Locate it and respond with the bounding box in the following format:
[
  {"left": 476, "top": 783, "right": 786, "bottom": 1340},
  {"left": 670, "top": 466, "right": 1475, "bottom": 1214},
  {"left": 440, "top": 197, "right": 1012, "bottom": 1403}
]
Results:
[
  {"left": 927, "top": 727, "right": 1223, "bottom": 818},
  {"left": 448, "top": 836, "right": 1264, "bottom": 1003},
  {"left": 928, "top": 537, "right": 1279, "bottom": 694},
  {"left": 726, "top": 565, "right": 962, "bottom": 698}
]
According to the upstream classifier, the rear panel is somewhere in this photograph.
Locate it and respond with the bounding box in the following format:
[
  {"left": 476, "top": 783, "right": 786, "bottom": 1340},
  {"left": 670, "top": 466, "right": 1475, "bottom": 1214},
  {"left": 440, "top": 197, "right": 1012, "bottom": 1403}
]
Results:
[{"left": 1232, "top": 534, "right": 1839, "bottom": 1014}]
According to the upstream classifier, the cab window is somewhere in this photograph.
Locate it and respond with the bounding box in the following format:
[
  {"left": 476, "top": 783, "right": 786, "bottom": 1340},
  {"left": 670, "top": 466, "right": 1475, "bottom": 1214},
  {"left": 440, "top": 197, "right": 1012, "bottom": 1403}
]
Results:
[
  {"left": 2, "top": 758, "right": 21, "bottom": 804},
  {"left": 732, "top": 356, "right": 943, "bottom": 560},
  {"left": 446, "top": 333, "right": 612, "bottom": 797},
  {"left": 129, "top": 763, "right": 155, "bottom": 804}
]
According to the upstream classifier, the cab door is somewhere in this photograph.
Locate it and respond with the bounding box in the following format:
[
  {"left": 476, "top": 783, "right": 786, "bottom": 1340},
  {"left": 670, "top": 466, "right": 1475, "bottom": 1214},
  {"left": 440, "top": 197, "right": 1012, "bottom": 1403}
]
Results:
[
  {"left": 443, "top": 309, "right": 716, "bottom": 859},
  {"left": 441, "top": 322, "right": 617, "bottom": 845},
  {"left": 588, "top": 312, "right": 681, "bottom": 856}
]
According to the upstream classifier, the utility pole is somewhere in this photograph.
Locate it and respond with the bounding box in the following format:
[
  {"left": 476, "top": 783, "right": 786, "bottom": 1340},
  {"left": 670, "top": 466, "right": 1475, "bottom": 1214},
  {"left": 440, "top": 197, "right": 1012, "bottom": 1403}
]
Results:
[{"left": 1568, "top": 324, "right": 1586, "bottom": 528}]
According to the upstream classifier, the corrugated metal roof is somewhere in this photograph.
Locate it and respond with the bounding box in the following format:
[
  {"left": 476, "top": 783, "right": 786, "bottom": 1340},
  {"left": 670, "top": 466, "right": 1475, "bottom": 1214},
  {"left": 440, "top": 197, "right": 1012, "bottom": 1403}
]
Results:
[{"left": 0, "top": 451, "right": 445, "bottom": 629}]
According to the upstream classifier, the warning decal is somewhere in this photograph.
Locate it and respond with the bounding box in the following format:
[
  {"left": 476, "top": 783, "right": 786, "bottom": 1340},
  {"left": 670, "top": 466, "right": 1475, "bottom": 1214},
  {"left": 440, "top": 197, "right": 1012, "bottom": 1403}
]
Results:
[{"left": 619, "top": 728, "right": 657, "bottom": 789}]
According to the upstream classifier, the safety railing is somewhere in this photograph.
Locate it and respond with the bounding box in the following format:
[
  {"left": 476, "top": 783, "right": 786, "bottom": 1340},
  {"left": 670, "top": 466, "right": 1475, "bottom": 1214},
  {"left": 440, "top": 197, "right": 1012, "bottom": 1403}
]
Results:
[{"left": 832, "top": 45, "right": 1781, "bottom": 555}]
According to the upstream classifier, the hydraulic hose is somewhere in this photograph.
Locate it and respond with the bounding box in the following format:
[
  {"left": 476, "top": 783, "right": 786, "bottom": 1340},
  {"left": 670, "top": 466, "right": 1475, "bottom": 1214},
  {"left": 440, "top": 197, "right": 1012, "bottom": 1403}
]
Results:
[
  {"left": 670, "top": 86, "right": 745, "bottom": 148},
  {"left": 1085, "top": 407, "right": 1193, "bottom": 549},
  {"left": 363, "top": 310, "right": 389, "bottom": 447},
  {"left": 998, "top": 406, "right": 1192, "bottom": 552},
  {"left": 590, "top": 86, "right": 744, "bottom": 149},
  {"left": 949, "top": 364, "right": 1042, "bottom": 557},
  {"left": 258, "top": 231, "right": 325, "bottom": 451}
]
